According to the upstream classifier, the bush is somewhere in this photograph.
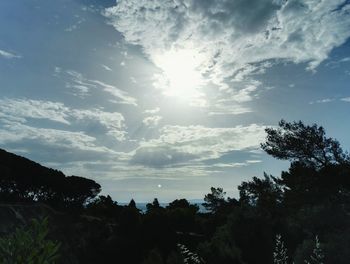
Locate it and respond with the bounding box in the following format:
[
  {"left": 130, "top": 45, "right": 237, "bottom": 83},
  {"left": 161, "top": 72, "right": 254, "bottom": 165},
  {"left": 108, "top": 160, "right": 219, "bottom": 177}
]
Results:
[{"left": 0, "top": 217, "right": 60, "bottom": 264}]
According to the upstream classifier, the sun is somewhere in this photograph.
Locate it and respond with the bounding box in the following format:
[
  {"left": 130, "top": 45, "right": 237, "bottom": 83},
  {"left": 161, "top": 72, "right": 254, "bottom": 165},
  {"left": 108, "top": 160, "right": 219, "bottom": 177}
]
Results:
[{"left": 153, "top": 48, "right": 206, "bottom": 103}]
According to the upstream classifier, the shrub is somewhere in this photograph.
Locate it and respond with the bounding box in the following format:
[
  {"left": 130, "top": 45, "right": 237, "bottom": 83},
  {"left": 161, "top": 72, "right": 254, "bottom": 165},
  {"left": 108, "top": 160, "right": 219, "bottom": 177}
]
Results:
[{"left": 0, "top": 217, "right": 60, "bottom": 264}]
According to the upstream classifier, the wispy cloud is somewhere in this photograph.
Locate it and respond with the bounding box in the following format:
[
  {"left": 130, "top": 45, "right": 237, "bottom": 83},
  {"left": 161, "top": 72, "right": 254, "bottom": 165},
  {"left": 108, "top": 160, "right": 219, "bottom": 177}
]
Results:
[
  {"left": 309, "top": 98, "right": 335, "bottom": 104},
  {"left": 90, "top": 80, "right": 137, "bottom": 106},
  {"left": 144, "top": 107, "right": 160, "bottom": 114},
  {"left": 339, "top": 57, "right": 350, "bottom": 63},
  {"left": 101, "top": 64, "right": 113, "bottom": 71},
  {"left": 340, "top": 97, "right": 350, "bottom": 102},
  {"left": 0, "top": 49, "right": 21, "bottom": 59},
  {"left": 60, "top": 69, "right": 137, "bottom": 105},
  {"left": 0, "top": 98, "right": 127, "bottom": 141},
  {"left": 64, "top": 15, "right": 85, "bottom": 32}
]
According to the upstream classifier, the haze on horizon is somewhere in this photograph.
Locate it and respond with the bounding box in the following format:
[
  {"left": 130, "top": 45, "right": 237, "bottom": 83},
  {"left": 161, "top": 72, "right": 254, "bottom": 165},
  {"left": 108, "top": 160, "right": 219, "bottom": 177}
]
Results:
[{"left": 0, "top": 0, "right": 350, "bottom": 202}]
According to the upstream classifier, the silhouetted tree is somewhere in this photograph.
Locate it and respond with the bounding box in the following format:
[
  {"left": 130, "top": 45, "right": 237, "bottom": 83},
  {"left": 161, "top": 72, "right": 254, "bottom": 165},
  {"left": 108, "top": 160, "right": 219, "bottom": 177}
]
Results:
[
  {"left": 203, "top": 187, "right": 227, "bottom": 213},
  {"left": 167, "top": 199, "right": 199, "bottom": 213},
  {"left": 273, "top": 234, "right": 288, "bottom": 264},
  {"left": 86, "top": 195, "right": 121, "bottom": 218},
  {"left": 238, "top": 173, "right": 283, "bottom": 214},
  {"left": 62, "top": 176, "right": 101, "bottom": 209},
  {"left": 261, "top": 120, "right": 348, "bottom": 169},
  {"left": 147, "top": 198, "right": 161, "bottom": 212},
  {"left": 142, "top": 248, "right": 164, "bottom": 264},
  {"left": 128, "top": 198, "right": 137, "bottom": 208}
]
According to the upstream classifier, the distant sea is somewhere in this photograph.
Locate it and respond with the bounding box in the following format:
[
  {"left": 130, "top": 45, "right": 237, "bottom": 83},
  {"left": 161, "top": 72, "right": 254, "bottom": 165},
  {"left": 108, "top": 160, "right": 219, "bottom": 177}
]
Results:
[{"left": 118, "top": 199, "right": 206, "bottom": 213}]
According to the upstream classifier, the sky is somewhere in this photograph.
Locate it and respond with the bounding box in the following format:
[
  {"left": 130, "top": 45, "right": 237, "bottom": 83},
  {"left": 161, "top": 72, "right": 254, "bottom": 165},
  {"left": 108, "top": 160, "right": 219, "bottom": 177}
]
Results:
[{"left": 0, "top": 0, "right": 350, "bottom": 202}]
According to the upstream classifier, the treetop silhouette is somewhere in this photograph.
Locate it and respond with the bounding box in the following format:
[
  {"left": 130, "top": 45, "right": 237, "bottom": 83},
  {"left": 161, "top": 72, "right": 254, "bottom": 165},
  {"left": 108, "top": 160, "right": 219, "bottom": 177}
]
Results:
[{"left": 261, "top": 120, "right": 348, "bottom": 169}]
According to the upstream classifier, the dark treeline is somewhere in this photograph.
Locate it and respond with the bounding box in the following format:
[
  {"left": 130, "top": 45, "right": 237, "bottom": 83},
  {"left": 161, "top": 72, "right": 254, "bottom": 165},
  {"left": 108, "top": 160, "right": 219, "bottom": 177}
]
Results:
[{"left": 0, "top": 120, "right": 350, "bottom": 263}]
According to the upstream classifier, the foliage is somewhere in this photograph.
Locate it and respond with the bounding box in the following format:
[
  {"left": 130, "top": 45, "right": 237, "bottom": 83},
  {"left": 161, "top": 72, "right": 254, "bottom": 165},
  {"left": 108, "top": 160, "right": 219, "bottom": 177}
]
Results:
[
  {"left": 177, "top": 244, "right": 203, "bottom": 264},
  {"left": 0, "top": 149, "right": 101, "bottom": 209},
  {"left": 273, "top": 234, "right": 288, "bottom": 264},
  {"left": 304, "top": 236, "right": 324, "bottom": 264},
  {"left": 261, "top": 120, "right": 347, "bottom": 168},
  {"left": 146, "top": 198, "right": 161, "bottom": 212},
  {"left": 142, "top": 248, "right": 164, "bottom": 264},
  {"left": 239, "top": 173, "right": 283, "bottom": 210},
  {"left": 129, "top": 198, "right": 137, "bottom": 208},
  {"left": 0, "top": 218, "right": 60, "bottom": 264},
  {"left": 202, "top": 187, "right": 227, "bottom": 213}
]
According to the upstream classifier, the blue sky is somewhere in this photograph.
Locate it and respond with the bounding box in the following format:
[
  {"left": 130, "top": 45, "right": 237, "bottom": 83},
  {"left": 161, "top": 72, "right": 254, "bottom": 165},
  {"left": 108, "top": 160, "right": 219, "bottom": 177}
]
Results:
[{"left": 1, "top": 0, "right": 350, "bottom": 202}]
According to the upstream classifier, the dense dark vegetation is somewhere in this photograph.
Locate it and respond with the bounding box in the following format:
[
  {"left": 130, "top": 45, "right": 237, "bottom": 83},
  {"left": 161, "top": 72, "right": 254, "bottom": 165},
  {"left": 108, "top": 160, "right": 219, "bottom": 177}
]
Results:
[{"left": 1, "top": 120, "right": 350, "bottom": 263}]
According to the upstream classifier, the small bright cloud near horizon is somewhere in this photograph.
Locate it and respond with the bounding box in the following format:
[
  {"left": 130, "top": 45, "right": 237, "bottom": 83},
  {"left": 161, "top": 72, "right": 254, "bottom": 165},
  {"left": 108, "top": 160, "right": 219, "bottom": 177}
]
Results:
[{"left": 0, "top": 0, "right": 350, "bottom": 202}]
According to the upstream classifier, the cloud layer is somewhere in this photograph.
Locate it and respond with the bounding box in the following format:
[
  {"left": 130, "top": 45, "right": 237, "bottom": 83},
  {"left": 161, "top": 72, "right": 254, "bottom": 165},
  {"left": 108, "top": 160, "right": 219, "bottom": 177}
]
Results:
[
  {"left": 105, "top": 0, "right": 350, "bottom": 113},
  {"left": 131, "top": 124, "right": 266, "bottom": 167}
]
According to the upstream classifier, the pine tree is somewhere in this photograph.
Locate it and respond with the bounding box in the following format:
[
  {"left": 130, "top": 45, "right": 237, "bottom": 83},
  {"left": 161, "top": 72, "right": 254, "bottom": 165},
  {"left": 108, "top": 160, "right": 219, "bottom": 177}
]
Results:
[
  {"left": 177, "top": 244, "right": 204, "bottom": 264},
  {"left": 305, "top": 236, "right": 324, "bottom": 264},
  {"left": 273, "top": 234, "right": 288, "bottom": 264}
]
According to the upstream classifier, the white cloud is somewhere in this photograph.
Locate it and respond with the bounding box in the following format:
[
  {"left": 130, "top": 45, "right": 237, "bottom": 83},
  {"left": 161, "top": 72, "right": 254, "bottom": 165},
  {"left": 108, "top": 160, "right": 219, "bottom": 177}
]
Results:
[
  {"left": 0, "top": 98, "right": 127, "bottom": 141},
  {"left": 62, "top": 70, "right": 137, "bottom": 105},
  {"left": 339, "top": 57, "right": 350, "bottom": 63},
  {"left": 71, "top": 108, "right": 127, "bottom": 141},
  {"left": 0, "top": 98, "right": 71, "bottom": 124},
  {"left": 90, "top": 80, "right": 137, "bottom": 106},
  {"left": 144, "top": 107, "right": 160, "bottom": 114},
  {"left": 246, "top": 159, "right": 262, "bottom": 164},
  {"left": 309, "top": 98, "right": 334, "bottom": 104},
  {"left": 217, "top": 82, "right": 260, "bottom": 105},
  {"left": 340, "top": 97, "right": 350, "bottom": 102},
  {"left": 0, "top": 123, "right": 102, "bottom": 151},
  {"left": 208, "top": 104, "right": 252, "bottom": 116},
  {"left": 0, "top": 49, "right": 21, "bottom": 59},
  {"left": 0, "top": 122, "right": 120, "bottom": 164},
  {"left": 131, "top": 124, "right": 266, "bottom": 168},
  {"left": 65, "top": 70, "right": 94, "bottom": 98},
  {"left": 101, "top": 64, "right": 113, "bottom": 71},
  {"left": 142, "top": 115, "right": 163, "bottom": 127},
  {"left": 212, "top": 162, "right": 248, "bottom": 168},
  {"left": 105, "top": 0, "right": 350, "bottom": 101}
]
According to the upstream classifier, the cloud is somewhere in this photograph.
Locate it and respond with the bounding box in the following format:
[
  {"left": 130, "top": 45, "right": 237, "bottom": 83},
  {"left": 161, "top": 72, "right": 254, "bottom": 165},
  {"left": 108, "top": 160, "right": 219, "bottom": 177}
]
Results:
[
  {"left": 340, "top": 97, "right": 350, "bottom": 102},
  {"left": 62, "top": 70, "right": 137, "bottom": 105},
  {"left": 208, "top": 104, "right": 252, "bottom": 116},
  {"left": 144, "top": 107, "right": 160, "bottom": 114},
  {"left": 64, "top": 15, "right": 86, "bottom": 32},
  {"left": 130, "top": 146, "right": 197, "bottom": 168},
  {"left": 101, "top": 64, "right": 113, "bottom": 71},
  {"left": 339, "top": 57, "right": 350, "bottom": 63},
  {"left": 131, "top": 124, "right": 266, "bottom": 168},
  {"left": 0, "top": 98, "right": 127, "bottom": 141},
  {"left": 0, "top": 97, "right": 130, "bottom": 168},
  {"left": 0, "top": 122, "right": 118, "bottom": 163},
  {"left": 90, "top": 80, "right": 137, "bottom": 106},
  {"left": 309, "top": 98, "right": 335, "bottom": 104},
  {"left": 71, "top": 108, "right": 127, "bottom": 141},
  {"left": 143, "top": 115, "right": 163, "bottom": 127},
  {"left": 0, "top": 49, "right": 21, "bottom": 59},
  {"left": 65, "top": 70, "right": 94, "bottom": 98},
  {"left": 105, "top": 0, "right": 350, "bottom": 99},
  {"left": 0, "top": 98, "right": 71, "bottom": 124}
]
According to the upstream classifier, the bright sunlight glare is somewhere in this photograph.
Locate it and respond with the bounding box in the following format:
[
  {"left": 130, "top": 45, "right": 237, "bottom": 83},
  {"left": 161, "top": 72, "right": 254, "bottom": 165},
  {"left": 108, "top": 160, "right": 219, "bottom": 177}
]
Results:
[{"left": 153, "top": 49, "right": 206, "bottom": 103}]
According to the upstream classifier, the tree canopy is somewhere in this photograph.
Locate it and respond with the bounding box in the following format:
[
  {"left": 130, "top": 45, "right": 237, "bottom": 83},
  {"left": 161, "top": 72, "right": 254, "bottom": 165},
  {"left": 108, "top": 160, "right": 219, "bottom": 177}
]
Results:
[{"left": 261, "top": 120, "right": 348, "bottom": 168}]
